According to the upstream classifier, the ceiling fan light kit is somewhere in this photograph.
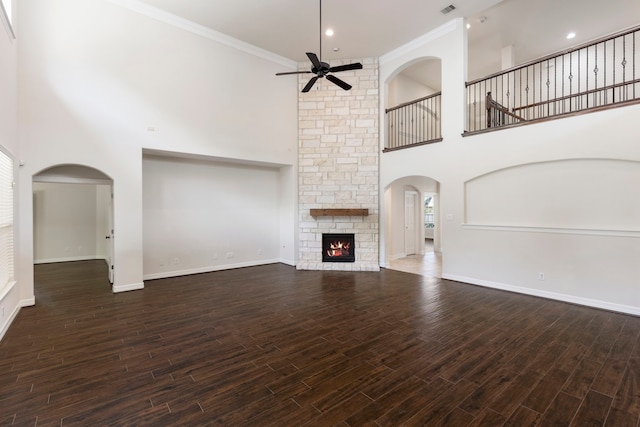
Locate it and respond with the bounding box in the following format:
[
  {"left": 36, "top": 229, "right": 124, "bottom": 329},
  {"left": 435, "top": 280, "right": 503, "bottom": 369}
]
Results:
[{"left": 275, "top": 0, "right": 362, "bottom": 93}]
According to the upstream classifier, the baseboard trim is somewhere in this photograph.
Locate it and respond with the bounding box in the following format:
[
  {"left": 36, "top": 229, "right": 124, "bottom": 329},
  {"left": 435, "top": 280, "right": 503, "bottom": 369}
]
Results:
[
  {"left": 0, "top": 301, "right": 22, "bottom": 343},
  {"left": 389, "top": 253, "right": 407, "bottom": 261},
  {"left": 21, "top": 297, "right": 35, "bottom": 307},
  {"left": 112, "top": 282, "right": 144, "bottom": 293},
  {"left": 143, "top": 259, "right": 282, "bottom": 281},
  {"left": 442, "top": 274, "right": 640, "bottom": 317},
  {"left": 280, "top": 258, "right": 296, "bottom": 267},
  {"left": 35, "top": 256, "right": 103, "bottom": 264}
]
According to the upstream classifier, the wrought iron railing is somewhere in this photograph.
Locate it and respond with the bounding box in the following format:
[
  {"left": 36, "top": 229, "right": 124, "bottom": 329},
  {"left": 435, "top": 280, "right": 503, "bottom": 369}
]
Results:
[
  {"left": 384, "top": 92, "right": 442, "bottom": 151},
  {"left": 467, "top": 25, "right": 640, "bottom": 132}
]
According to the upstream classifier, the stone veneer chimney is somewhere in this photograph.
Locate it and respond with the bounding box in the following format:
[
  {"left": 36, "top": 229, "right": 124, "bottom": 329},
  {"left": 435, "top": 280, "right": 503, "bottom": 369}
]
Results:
[{"left": 297, "top": 58, "right": 380, "bottom": 271}]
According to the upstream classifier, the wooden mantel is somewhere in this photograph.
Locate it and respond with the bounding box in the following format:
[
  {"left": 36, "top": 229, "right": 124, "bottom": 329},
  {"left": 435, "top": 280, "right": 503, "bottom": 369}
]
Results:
[{"left": 310, "top": 208, "right": 369, "bottom": 217}]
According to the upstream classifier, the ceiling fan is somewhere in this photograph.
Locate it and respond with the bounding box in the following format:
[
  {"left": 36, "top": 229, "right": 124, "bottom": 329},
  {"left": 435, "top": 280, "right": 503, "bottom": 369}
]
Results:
[{"left": 275, "top": 0, "right": 363, "bottom": 93}]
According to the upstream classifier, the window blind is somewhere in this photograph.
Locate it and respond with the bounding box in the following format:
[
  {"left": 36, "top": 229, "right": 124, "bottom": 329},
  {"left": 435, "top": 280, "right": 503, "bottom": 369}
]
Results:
[{"left": 0, "top": 150, "right": 13, "bottom": 289}]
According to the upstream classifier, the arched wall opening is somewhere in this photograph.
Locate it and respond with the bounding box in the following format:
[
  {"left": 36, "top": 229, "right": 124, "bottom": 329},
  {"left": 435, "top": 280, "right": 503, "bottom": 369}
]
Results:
[
  {"left": 383, "top": 175, "right": 441, "bottom": 276},
  {"left": 32, "top": 164, "right": 114, "bottom": 288},
  {"left": 384, "top": 57, "right": 443, "bottom": 150},
  {"left": 386, "top": 57, "right": 442, "bottom": 109}
]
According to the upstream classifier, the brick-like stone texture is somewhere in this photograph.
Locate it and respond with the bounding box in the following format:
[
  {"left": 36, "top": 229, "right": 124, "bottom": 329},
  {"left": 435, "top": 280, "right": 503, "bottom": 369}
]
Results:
[{"left": 297, "top": 58, "right": 380, "bottom": 271}]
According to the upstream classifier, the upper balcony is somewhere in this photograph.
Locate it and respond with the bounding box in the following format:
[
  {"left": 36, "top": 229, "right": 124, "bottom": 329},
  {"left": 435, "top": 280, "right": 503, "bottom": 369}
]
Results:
[{"left": 384, "top": 25, "right": 640, "bottom": 151}]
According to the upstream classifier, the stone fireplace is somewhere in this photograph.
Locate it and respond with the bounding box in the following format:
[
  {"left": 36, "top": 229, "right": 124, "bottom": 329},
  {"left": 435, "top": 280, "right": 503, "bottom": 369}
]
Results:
[
  {"left": 296, "top": 58, "right": 380, "bottom": 272},
  {"left": 322, "top": 233, "right": 355, "bottom": 263}
]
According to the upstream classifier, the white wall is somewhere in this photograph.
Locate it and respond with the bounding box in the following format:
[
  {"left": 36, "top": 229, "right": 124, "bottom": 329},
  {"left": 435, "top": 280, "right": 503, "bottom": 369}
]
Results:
[
  {"left": 380, "top": 18, "right": 640, "bottom": 315},
  {"left": 16, "top": 0, "right": 298, "bottom": 298},
  {"left": 142, "top": 155, "right": 285, "bottom": 279},
  {"left": 387, "top": 73, "right": 437, "bottom": 107}
]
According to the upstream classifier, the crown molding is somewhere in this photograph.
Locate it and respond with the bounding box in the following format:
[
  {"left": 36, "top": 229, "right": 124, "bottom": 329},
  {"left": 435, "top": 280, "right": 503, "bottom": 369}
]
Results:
[
  {"left": 105, "top": 0, "right": 297, "bottom": 69},
  {"left": 380, "top": 19, "right": 460, "bottom": 66}
]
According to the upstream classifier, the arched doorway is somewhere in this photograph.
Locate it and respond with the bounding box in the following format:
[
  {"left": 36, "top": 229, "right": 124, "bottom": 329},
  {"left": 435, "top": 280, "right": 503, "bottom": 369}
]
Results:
[
  {"left": 384, "top": 176, "right": 441, "bottom": 277},
  {"left": 32, "top": 164, "right": 114, "bottom": 285}
]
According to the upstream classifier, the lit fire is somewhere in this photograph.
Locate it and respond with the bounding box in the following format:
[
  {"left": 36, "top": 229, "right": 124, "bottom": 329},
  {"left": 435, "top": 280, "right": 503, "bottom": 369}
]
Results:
[{"left": 327, "top": 241, "right": 351, "bottom": 257}]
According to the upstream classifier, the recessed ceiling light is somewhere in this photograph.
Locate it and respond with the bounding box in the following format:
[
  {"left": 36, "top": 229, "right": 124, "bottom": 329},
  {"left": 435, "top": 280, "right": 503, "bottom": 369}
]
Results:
[
  {"left": 566, "top": 32, "right": 576, "bottom": 39},
  {"left": 332, "top": 47, "right": 340, "bottom": 52},
  {"left": 466, "top": 23, "right": 471, "bottom": 29},
  {"left": 325, "top": 29, "right": 334, "bottom": 37}
]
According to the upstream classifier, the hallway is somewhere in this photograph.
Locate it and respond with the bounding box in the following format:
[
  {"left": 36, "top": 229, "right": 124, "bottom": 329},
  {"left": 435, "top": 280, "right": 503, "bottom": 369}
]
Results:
[{"left": 388, "top": 239, "right": 441, "bottom": 277}]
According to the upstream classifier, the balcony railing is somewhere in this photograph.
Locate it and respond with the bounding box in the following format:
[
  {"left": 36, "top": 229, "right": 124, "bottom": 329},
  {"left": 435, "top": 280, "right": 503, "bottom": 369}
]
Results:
[
  {"left": 384, "top": 92, "right": 442, "bottom": 151},
  {"left": 466, "top": 25, "right": 640, "bottom": 132}
]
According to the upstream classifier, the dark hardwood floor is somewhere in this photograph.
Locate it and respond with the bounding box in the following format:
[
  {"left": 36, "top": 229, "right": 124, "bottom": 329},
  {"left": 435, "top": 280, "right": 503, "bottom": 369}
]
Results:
[{"left": 1, "top": 260, "right": 639, "bottom": 426}]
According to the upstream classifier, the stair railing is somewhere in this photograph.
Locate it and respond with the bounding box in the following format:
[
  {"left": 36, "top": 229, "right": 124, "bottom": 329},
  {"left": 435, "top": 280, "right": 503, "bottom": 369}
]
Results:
[
  {"left": 384, "top": 92, "right": 442, "bottom": 152},
  {"left": 467, "top": 25, "right": 640, "bottom": 133}
]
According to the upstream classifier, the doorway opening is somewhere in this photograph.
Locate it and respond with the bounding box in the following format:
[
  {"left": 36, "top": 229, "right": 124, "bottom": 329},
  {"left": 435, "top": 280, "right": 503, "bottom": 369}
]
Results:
[
  {"left": 384, "top": 176, "right": 441, "bottom": 277},
  {"left": 33, "top": 165, "right": 114, "bottom": 289}
]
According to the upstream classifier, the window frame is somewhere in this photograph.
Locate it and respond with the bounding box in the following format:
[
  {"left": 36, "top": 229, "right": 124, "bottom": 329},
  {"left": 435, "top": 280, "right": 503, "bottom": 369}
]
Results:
[{"left": 0, "top": 146, "right": 15, "bottom": 293}]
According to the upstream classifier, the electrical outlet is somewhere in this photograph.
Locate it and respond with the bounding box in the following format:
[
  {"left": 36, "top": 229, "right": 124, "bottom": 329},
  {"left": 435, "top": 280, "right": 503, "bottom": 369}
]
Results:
[
  {"left": 226, "top": 252, "right": 234, "bottom": 259},
  {"left": 257, "top": 249, "right": 263, "bottom": 255},
  {"left": 172, "top": 257, "right": 179, "bottom": 265},
  {"left": 212, "top": 253, "right": 218, "bottom": 260},
  {"left": 538, "top": 272, "right": 545, "bottom": 281}
]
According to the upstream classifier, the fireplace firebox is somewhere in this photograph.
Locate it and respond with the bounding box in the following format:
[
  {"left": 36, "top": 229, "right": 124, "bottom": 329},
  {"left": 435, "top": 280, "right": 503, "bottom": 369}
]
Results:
[{"left": 322, "top": 233, "right": 355, "bottom": 263}]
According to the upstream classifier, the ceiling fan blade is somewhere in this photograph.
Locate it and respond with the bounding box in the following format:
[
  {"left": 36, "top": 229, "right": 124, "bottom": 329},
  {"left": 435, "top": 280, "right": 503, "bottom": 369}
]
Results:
[
  {"left": 329, "top": 63, "right": 363, "bottom": 73},
  {"left": 276, "top": 71, "right": 313, "bottom": 76},
  {"left": 326, "top": 74, "right": 352, "bottom": 91},
  {"left": 302, "top": 76, "right": 319, "bottom": 93},
  {"left": 306, "top": 52, "right": 322, "bottom": 71}
]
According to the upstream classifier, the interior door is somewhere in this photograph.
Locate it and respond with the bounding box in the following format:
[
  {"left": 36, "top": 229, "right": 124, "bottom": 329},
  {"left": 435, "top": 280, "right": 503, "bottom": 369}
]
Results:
[{"left": 404, "top": 191, "right": 416, "bottom": 255}]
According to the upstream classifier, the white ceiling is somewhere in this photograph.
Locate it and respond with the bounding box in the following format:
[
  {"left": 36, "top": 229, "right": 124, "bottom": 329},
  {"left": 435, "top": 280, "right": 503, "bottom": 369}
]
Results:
[{"left": 131, "top": 0, "right": 639, "bottom": 84}]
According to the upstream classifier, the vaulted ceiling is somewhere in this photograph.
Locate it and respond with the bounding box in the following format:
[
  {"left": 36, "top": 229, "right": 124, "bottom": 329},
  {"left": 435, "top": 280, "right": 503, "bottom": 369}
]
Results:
[{"left": 131, "top": 0, "right": 639, "bottom": 82}]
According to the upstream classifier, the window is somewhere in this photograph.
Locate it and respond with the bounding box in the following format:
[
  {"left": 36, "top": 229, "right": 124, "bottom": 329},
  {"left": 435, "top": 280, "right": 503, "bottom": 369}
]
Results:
[
  {"left": 424, "top": 196, "right": 434, "bottom": 229},
  {"left": 1, "top": 0, "right": 13, "bottom": 38},
  {"left": 0, "top": 150, "right": 14, "bottom": 291}
]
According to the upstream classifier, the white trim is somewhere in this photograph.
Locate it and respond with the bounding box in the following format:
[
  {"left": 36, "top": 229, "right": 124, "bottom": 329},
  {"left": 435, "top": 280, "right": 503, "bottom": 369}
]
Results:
[
  {"left": 32, "top": 175, "right": 113, "bottom": 185},
  {"left": 143, "top": 259, "right": 282, "bottom": 281},
  {"left": 442, "top": 274, "right": 640, "bottom": 317},
  {"left": 21, "top": 297, "right": 35, "bottom": 307},
  {"left": 0, "top": 0, "right": 14, "bottom": 40},
  {"left": 112, "top": 282, "right": 144, "bottom": 293},
  {"left": 389, "top": 252, "right": 407, "bottom": 261},
  {"left": 380, "top": 19, "right": 458, "bottom": 66},
  {"left": 34, "top": 255, "right": 100, "bottom": 265},
  {"left": 0, "top": 279, "right": 15, "bottom": 301},
  {"left": 105, "top": 0, "right": 297, "bottom": 69},
  {"left": 279, "top": 258, "right": 296, "bottom": 267},
  {"left": 0, "top": 302, "right": 19, "bottom": 342},
  {"left": 462, "top": 223, "right": 640, "bottom": 238}
]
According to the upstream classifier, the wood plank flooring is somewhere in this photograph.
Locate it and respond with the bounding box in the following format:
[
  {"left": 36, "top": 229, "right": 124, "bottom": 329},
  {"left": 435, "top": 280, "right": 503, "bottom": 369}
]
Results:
[{"left": 1, "top": 260, "right": 639, "bottom": 426}]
